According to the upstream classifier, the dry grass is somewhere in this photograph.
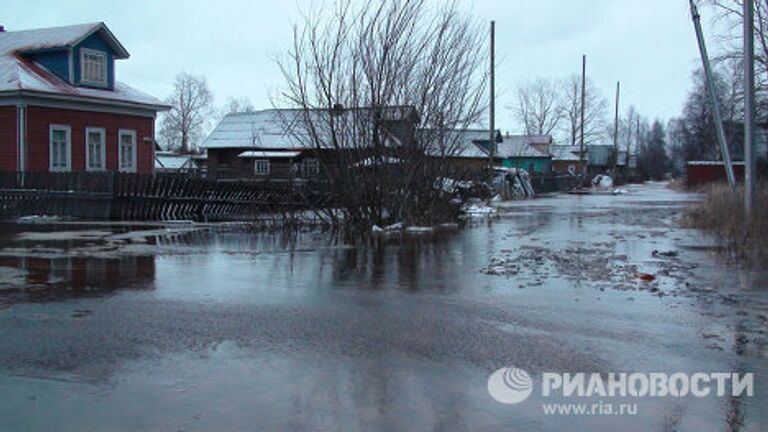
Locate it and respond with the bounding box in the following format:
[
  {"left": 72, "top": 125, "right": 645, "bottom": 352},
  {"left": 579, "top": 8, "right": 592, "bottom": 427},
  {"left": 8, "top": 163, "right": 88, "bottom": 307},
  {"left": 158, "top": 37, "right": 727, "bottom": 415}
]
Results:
[{"left": 681, "top": 182, "right": 768, "bottom": 264}]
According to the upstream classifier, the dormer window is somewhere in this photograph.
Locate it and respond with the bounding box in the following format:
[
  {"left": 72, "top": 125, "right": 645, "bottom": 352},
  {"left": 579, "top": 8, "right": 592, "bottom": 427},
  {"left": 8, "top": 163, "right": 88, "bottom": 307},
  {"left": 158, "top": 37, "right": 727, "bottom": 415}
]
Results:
[{"left": 80, "top": 48, "right": 107, "bottom": 86}]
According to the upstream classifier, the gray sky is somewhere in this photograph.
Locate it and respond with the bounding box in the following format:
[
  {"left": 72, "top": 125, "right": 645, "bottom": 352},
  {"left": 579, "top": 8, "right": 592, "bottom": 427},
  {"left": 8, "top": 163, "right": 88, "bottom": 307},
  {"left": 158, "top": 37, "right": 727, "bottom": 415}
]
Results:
[{"left": 5, "top": 0, "right": 727, "bottom": 134}]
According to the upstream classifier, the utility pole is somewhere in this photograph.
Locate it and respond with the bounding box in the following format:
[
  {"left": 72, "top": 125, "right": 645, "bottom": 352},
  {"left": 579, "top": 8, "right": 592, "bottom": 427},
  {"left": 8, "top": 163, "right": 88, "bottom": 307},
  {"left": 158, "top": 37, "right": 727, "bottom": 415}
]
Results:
[
  {"left": 488, "top": 20, "right": 496, "bottom": 181},
  {"left": 612, "top": 81, "right": 620, "bottom": 175},
  {"left": 689, "top": 0, "right": 736, "bottom": 189},
  {"left": 744, "top": 0, "right": 756, "bottom": 218},
  {"left": 579, "top": 55, "right": 586, "bottom": 176}
]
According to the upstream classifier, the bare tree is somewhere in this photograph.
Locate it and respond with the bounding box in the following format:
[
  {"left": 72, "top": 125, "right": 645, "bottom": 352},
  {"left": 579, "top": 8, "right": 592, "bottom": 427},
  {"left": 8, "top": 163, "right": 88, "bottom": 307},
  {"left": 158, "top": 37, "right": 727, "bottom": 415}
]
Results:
[
  {"left": 559, "top": 75, "right": 608, "bottom": 147},
  {"left": 619, "top": 106, "right": 640, "bottom": 166},
  {"left": 513, "top": 78, "right": 563, "bottom": 136},
  {"left": 159, "top": 72, "right": 214, "bottom": 153},
  {"left": 707, "top": 0, "right": 768, "bottom": 122},
  {"left": 223, "top": 96, "right": 256, "bottom": 114},
  {"left": 277, "top": 0, "right": 487, "bottom": 229}
]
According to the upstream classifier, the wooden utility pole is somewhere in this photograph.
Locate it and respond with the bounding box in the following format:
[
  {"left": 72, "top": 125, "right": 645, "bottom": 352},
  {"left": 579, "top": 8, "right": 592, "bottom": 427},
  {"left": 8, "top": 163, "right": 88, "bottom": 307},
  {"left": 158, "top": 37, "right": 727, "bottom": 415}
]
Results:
[
  {"left": 612, "top": 81, "right": 620, "bottom": 175},
  {"left": 488, "top": 20, "right": 496, "bottom": 179},
  {"left": 579, "top": 55, "right": 586, "bottom": 175},
  {"left": 689, "top": 0, "right": 736, "bottom": 189},
  {"left": 744, "top": 0, "right": 756, "bottom": 218}
]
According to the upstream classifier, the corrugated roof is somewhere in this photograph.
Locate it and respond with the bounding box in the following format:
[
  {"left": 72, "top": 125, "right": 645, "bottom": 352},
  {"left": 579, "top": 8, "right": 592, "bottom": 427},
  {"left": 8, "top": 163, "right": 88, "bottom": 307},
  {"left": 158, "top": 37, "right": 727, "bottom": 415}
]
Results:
[{"left": 0, "top": 23, "right": 165, "bottom": 109}]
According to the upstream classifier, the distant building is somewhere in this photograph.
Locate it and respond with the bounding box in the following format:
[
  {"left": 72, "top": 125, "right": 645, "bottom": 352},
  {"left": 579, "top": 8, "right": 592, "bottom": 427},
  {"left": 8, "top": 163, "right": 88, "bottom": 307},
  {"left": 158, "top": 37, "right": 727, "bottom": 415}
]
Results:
[
  {"left": 0, "top": 22, "right": 168, "bottom": 173},
  {"left": 423, "top": 128, "right": 501, "bottom": 177},
  {"left": 496, "top": 135, "right": 552, "bottom": 174},
  {"left": 154, "top": 151, "right": 206, "bottom": 173},
  {"left": 587, "top": 144, "right": 637, "bottom": 175},
  {"left": 686, "top": 161, "right": 746, "bottom": 187},
  {"left": 550, "top": 145, "right": 583, "bottom": 175},
  {"left": 201, "top": 106, "right": 418, "bottom": 181}
]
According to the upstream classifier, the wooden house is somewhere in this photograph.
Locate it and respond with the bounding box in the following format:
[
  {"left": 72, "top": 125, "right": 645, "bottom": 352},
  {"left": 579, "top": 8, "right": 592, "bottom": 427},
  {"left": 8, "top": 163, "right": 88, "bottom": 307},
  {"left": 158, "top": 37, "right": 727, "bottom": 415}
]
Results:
[
  {"left": 201, "top": 106, "right": 419, "bottom": 181},
  {"left": 496, "top": 135, "right": 552, "bottom": 174},
  {"left": 0, "top": 22, "right": 168, "bottom": 174},
  {"left": 550, "top": 145, "right": 584, "bottom": 174}
]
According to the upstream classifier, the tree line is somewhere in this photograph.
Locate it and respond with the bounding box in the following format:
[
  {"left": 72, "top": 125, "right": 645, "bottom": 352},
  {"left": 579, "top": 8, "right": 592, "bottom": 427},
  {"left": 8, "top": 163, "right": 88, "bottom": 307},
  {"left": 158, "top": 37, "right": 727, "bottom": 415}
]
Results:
[
  {"left": 513, "top": 0, "right": 768, "bottom": 181},
  {"left": 156, "top": 72, "right": 255, "bottom": 154}
]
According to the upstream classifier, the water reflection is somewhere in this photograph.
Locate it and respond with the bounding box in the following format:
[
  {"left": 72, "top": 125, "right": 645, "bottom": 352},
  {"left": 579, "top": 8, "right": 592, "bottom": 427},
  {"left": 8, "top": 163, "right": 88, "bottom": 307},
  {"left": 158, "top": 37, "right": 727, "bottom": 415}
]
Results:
[{"left": 0, "top": 256, "right": 155, "bottom": 302}]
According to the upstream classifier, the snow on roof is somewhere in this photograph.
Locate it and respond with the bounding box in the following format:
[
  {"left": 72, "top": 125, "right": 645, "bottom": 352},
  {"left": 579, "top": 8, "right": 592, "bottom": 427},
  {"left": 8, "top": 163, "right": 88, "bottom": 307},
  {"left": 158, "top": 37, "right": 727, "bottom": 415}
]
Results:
[
  {"left": 238, "top": 150, "right": 302, "bottom": 158},
  {"left": 496, "top": 138, "right": 549, "bottom": 158},
  {"left": 0, "top": 23, "right": 117, "bottom": 56},
  {"left": 504, "top": 135, "right": 552, "bottom": 145},
  {"left": 202, "top": 110, "right": 298, "bottom": 150},
  {"left": 155, "top": 152, "right": 194, "bottom": 170},
  {"left": 202, "top": 107, "right": 415, "bottom": 150},
  {"left": 421, "top": 129, "right": 494, "bottom": 159},
  {"left": 550, "top": 145, "right": 582, "bottom": 161},
  {"left": 0, "top": 23, "right": 166, "bottom": 109}
]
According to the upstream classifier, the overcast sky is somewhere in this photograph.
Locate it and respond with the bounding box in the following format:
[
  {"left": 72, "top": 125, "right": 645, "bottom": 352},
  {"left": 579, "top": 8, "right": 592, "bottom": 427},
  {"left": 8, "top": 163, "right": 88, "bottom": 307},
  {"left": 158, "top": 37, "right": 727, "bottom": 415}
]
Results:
[{"left": 4, "top": 0, "right": 729, "bottom": 134}]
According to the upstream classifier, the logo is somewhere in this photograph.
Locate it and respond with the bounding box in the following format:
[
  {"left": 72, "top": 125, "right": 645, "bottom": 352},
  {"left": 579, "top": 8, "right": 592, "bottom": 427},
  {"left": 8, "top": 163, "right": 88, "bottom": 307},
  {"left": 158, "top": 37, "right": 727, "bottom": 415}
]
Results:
[{"left": 487, "top": 367, "right": 533, "bottom": 404}]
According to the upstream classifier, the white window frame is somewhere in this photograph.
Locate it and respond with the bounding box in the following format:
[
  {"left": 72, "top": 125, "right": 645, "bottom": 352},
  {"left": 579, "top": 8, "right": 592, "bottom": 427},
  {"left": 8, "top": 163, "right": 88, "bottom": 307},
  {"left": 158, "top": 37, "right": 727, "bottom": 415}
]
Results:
[
  {"left": 80, "top": 48, "right": 107, "bottom": 86},
  {"left": 49, "top": 124, "right": 71, "bottom": 172},
  {"left": 254, "top": 159, "right": 270, "bottom": 175},
  {"left": 118, "top": 129, "right": 137, "bottom": 173},
  {"left": 85, "top": 127, "right": 107, "bottom": 172}
]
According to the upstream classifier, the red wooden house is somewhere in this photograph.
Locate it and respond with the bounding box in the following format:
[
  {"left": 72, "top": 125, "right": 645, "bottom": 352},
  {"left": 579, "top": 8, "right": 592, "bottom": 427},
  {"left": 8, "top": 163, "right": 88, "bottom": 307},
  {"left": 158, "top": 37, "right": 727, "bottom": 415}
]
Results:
[{"left": 0, "top": 22, "right": 168, "bottom": 174}]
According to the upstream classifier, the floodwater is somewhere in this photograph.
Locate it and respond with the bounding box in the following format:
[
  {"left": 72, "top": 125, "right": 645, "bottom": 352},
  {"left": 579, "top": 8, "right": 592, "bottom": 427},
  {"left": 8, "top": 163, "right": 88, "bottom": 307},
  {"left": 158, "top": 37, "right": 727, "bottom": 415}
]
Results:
[{"left": 0, "top": 182, "right": 766, "bottom": 431}]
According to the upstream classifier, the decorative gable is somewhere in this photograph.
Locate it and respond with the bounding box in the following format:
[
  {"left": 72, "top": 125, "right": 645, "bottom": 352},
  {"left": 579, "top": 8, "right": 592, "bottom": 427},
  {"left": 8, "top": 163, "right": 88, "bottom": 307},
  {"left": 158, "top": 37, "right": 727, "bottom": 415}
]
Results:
[{"left": 6, "top": 22, "right": 128, "bottom": 91}]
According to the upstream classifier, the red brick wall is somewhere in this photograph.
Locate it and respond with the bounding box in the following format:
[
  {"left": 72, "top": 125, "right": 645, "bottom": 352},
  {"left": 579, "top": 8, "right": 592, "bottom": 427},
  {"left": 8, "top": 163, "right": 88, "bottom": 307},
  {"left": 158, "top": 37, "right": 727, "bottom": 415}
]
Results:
[
  {"left": 25, "top": 106, "right": 155, "bottom": 173},
  {"left": 0, "top": 106, "right": 17, "bottom": 171}
]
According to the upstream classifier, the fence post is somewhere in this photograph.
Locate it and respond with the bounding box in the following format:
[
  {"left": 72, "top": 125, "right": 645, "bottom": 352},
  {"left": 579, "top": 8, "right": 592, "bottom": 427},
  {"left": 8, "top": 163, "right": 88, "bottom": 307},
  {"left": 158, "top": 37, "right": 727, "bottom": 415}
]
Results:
[{"left": 109, "top": 171, "right": 119, "bottom": 220}]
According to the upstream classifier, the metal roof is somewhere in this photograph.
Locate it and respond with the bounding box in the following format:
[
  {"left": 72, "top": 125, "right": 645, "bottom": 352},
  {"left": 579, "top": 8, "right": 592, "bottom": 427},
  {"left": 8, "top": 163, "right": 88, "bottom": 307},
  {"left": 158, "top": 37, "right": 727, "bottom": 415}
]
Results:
[
  {"left": 0, "top": 22, "right": 129, "bottom": 58},
  {"left": 0, "top": 23, "right": 166, "bottom": 109},
  {"left": 496, "top": 139, "right": 549, "bottom": 158},
  {"left": 202, "top": 107, "right": 416, "bottom": 150},
  {"left": 420, "top": 128, "right": 495, "bottom": 159},
  {"left": 550, "top": 145, "right": 582, "bottom": 161}
]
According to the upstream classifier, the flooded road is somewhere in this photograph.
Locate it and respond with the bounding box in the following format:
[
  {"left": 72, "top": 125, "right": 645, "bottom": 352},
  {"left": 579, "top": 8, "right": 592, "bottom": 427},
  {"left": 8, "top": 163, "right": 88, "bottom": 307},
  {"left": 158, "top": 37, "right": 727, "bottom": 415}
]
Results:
[{"left": 0, "top": 182, "right": 766, "bottom": 431}]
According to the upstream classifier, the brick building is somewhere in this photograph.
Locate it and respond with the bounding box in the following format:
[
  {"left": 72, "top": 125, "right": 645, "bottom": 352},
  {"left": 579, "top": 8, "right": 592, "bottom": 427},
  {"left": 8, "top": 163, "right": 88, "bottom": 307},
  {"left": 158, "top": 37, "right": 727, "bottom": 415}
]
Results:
[{"left": 0, "top": 22, "right": 168, "bottom": 174}]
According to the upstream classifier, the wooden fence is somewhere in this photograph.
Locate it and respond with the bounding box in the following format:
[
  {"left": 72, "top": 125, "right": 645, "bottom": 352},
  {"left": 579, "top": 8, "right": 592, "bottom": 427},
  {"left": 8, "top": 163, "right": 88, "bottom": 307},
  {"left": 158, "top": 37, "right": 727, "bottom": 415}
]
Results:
[
  {"left": 0, "top": 171, "right": 333, "bottom": 221},
  {"left": 529, "top": 173, "right": 581, "bottom": 194}
]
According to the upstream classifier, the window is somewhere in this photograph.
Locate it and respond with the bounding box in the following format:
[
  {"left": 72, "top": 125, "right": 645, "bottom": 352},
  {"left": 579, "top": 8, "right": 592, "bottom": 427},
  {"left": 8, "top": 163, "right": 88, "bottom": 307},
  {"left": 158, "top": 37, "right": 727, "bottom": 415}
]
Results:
[
  {"left": 302, "top": 158, "right": 320, "bottom": 177},
  {"left": 118, "top": 129, "right": 137, "bottom": 172},
  {"left": 49, "top": 125, "right": 71, "bottom": 172},
  {"left": 85, "top": 127, "right": 106, "bottom": 171},
  {"left": 254, "top": 159, "right": 270, "bottom": 175},
  {"left": 80, "top": 48, "right": 107, "bottom": 86}
]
